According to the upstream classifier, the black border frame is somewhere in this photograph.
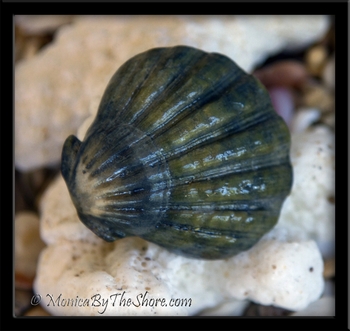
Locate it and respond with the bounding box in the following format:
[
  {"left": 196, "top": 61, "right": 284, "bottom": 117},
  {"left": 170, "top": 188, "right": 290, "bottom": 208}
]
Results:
[{"left": 1, "top": 1, "right": 348, "bottom": 330}]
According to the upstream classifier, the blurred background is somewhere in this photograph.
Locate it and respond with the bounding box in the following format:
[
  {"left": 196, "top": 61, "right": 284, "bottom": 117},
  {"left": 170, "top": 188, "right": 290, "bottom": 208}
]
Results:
[{"left": 14, "top": 15, "right": 335, "bottom": 317}]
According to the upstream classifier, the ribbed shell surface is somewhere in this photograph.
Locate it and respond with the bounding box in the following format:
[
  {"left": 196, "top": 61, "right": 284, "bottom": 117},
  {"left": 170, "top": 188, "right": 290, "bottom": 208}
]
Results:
[{"left": 61, "top": 46, "right": 293, "bottom": 259}]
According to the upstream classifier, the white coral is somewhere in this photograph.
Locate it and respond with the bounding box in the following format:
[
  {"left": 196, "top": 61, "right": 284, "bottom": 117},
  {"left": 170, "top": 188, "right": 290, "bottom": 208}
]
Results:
[
  {"left": 15, "top": 15, "right": 329, "bottom": 171},
  {"left": 35, "top": 124, "right": 334, "bottom": 315},
  {"left": 278, "top": 125, "right": 335, "bottom": 258}
]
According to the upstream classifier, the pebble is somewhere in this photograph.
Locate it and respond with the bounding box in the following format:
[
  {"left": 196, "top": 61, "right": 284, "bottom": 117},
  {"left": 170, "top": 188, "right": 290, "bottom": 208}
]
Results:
[
  {"left": 24, "top": 306, "right": 51, "bottom": 316},
  {"left": 15, "top": 289, "right": 33, "bottom": 316},
  {"left": 301, "top": 82, "right": 334, "bottom": 114},
  {"left": 243, "top": 303, "right": 292, "bottom": 316},
  {"left": 200, "top": 299, "right": 249, "bottom": 316},
  {"left": 15, "top": 170, "right": 29, "bottom": 212},
  {"left": 322, "top": 280, "right": 335, "bottom": 297},
  {"left": 322, "top": 53, "right": 335, "bottom": 90},
  {"left": 15, "top": 167, "right": 59, "bottom": 213},
  {"left": 305, "top": 44, "right": 328, "bottom": 77},
  {"left": 268, "top": 87, "right": 295, "bottom": 128},
  {"left": 323, "top": 258, "right": 335, "bottom": 279},
  {"left": 15, "top": 25, "right": 53, "bottom": 62},
  {"left": 321, "top": 112, "right": 335, "bottom": 130},
  {"left": 290, "top": 297, "right": 334, "bottom": 316},
  {"left": 253, "top": 60, "right": 308, "bottom": 88},
  {"left": 15, "top": 211, "right": 46, "bottom": 289},
  {"left": 15, "top": 15, "right": 74, "bottom": 35}
]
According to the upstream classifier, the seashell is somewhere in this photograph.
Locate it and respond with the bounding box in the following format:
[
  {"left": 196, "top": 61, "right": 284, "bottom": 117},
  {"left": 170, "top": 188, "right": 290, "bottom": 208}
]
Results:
[{"left": 61, "top": 46, "right": 293, "bottom": 259}]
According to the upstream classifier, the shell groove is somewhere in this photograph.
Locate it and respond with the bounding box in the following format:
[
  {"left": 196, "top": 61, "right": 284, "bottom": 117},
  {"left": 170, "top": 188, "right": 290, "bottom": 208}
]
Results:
[{"left": 62, "top": 46, "right": 293, "bottom": 259}]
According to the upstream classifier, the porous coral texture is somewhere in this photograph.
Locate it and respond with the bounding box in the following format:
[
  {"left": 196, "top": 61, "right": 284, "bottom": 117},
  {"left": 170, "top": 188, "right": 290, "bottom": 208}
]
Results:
[
  {"left": 34, "top": 125, "right": 334, "bottom": 316},
  {"left": 15, "top": 15, "right": 329, "bottom": 171}
]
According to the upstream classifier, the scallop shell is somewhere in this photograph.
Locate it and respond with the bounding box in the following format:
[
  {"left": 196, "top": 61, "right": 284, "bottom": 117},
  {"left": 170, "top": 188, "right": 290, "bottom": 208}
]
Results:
[{"left": 61, "top": 46, "right": 293, "bottom": 259}]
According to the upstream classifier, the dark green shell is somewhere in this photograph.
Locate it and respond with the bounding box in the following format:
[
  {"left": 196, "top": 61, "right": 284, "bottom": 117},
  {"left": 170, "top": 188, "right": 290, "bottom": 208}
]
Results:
[{"left": 61, "top": 46, "right": 292, "bottom": 259}]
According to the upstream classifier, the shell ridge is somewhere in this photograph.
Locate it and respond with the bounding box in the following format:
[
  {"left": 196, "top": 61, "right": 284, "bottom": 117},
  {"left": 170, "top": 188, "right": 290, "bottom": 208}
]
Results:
[
  {"left": 86, "top": 124, "right": 161, "bottom": 180},
  {"left": 113, "top": 51, "right": 167, "bottom": 121},
  {"left": 161, "top": 110, "right": 277, "bottom": 163},
  {"left": 146, "top": 72, "right": 243, "bottom": 141},
  {"left": 163, "top": 118, "right": 291, "bottom": 187},
  {"left": 166, "top": 200, "right": 270, "bottom": 211},
  {"left": 115, "top": 48, "right": 243, "bottom": 140},
  {"left": 87, "top": 131, "right": 173, "bottom": 204},
  {"left": 100, "top": 46, "right": 205, "bottom": 126},
  {"left": 87, "top": 125, "right": 172, "bottom": 182},
  {"left": 148, "top": 75, "right": 274, "bottom": 162},
  {"left": 94, "top": 123, "right": 174, "bottom": 187},
  {"left": 71, "top": 124, "right": 172, "bottom": 231},
  {"left": 81, "top": 125, "right": 133, "bottom": 172},
  {"left": 126, "top": 50, "right": 210, "bottom": 126},
  {"left": 169, "top": 160, "right": 286, "bottom": 188},
  {"left": 154, "top": 220, "right": 259, "bottom": 239},
  {"left": 93, "top": 48, "right": 166, "bottom": 126}
]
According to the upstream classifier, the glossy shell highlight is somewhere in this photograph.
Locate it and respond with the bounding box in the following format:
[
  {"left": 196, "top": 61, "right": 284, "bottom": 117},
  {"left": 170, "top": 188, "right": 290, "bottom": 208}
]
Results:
[{"left": 61, "top": 46, "right": 293, "bottom": 259}]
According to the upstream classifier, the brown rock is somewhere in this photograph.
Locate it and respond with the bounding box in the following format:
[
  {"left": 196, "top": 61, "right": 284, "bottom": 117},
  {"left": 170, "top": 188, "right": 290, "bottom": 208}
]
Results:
[
  {"left": 15, "top": 15, "right": 74, "bottom": 35},
  {"left": 301, "top": 82, "right": 334, "bottom": 113},
  {"left": 15, "top": 212, "right": 46, "bottom": 289},
  {"left": 15, "top": 289, "right": 33, "bottom": 316},
  {"left": 323, "top": 258, "right": 335, "bottom": 279},
  {"left": 305, "top": 44, "right": 328, "bottom": 77},
  {"left": 253, "top": 60, "right": 309, "bottom": 89},
  {"left": 24, "top": 305, "right": 51, "bottom": 316},
  {"left": 322, "top": 54, "right": 335, "bottom": 90}
]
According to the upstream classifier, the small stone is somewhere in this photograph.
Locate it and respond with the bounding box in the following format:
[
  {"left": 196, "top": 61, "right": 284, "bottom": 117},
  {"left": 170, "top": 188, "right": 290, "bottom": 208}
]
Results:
[
  {"left": 15, "top": 170, "right": 29, "bottom": 212},
  {"left": 24, "top": 305, "right": 51, "bottom": 316},
  {"left": 243, "top": 302, "right": 292, "bottom": 316},
  {"left": 15, "top": 15, "right": 74, "bottom": 35},
  {"left": 320, "top": 112, "right": 335, "bottom": 130},
  {"left": 290, "top": 297, "right": 334, "bottom": 316},
  {"left": 305, "top": 44, "right": 328, "bottom": 77},
  {"left": 323, "top": 280, "right": 335, "bottom": 297},
  {"left": 322, "top": 53, "right": 335, "bottom": 90},
  {"left": 323, "top": 258, "right": 335, "bottom": 279},
  {"left": 15, "top": 272, "right": 35, "bottom": 291},
  {"left": 14, "top": 289, "right": 33, "bottom": 316},
  {"left": 301, "top": 82, "right": 334, "bottom": 113},
  {"left": 15, "top": 24, "right": 54, "bottom": 63},
  {"left": 199, "top": 299, "right": 249, "bottom": 316},
  {"left": 253, "top": 60, "right": 308, "bottom": 88},
  {"left": 268, "top": 87, "right": 295, "bottom": 128},
  {"left": 15, "top": 167, "right": 59, "bottom": 212},
  {"left": 15, "top": 211, "right": 46, "bottom": 289}
]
